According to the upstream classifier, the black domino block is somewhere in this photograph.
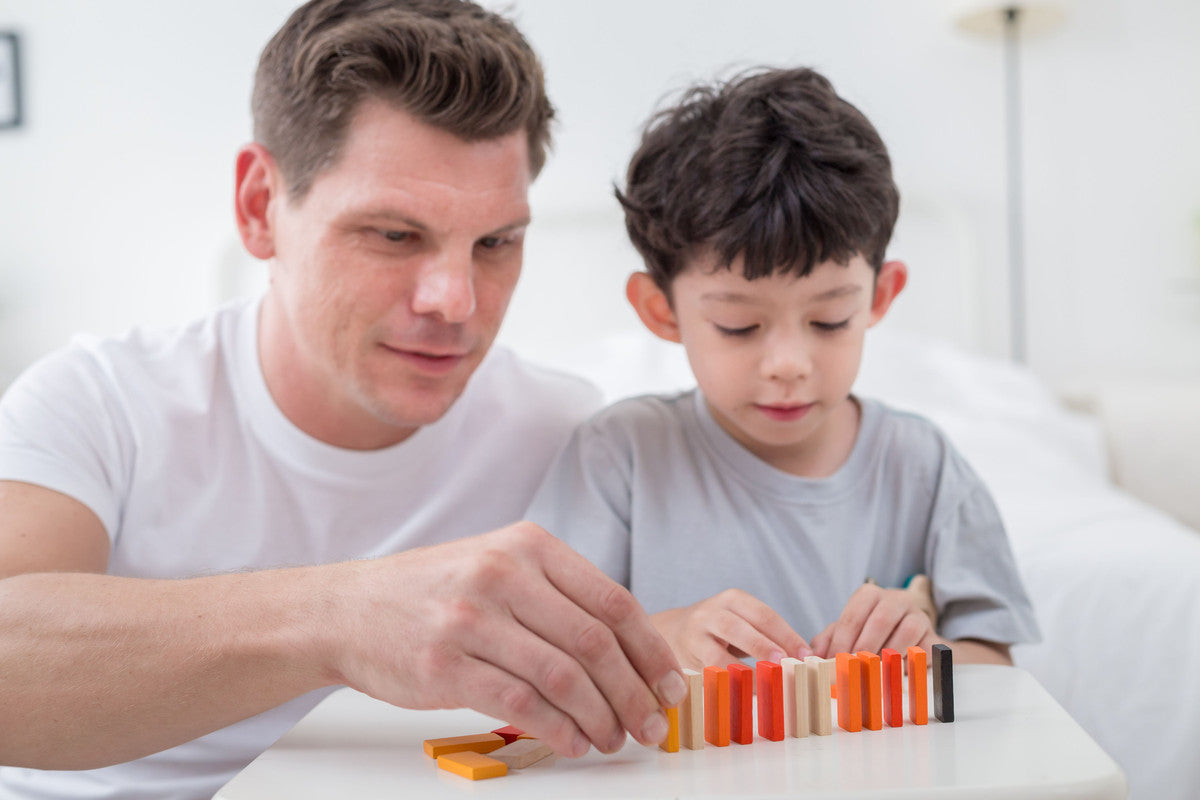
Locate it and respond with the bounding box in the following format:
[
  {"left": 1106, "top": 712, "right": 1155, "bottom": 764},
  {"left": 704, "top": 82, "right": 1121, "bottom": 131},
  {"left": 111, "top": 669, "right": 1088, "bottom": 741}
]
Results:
[{"left": 932, "top": 643, "right": 954, "bottom": 722}]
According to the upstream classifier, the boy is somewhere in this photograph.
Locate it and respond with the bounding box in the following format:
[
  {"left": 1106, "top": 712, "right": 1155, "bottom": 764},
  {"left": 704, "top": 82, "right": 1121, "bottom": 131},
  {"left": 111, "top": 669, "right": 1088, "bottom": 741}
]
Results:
[{"left": 526, "top": 67, "right": 1038, "bottom": 670}]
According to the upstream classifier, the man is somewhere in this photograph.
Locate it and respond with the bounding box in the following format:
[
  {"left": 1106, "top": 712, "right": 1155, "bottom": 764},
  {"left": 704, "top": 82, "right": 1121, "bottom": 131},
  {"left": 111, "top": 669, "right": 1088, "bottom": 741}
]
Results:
[{"left": 0, "top": 2, "right": 685, "bottom": 798}]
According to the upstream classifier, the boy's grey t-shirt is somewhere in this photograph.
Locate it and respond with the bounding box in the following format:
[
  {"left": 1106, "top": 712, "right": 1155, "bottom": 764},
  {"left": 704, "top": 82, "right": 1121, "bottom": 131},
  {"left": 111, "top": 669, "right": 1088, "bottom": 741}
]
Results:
[{"left": 526, "top": 390, "right": 1039, "bottom": 645}]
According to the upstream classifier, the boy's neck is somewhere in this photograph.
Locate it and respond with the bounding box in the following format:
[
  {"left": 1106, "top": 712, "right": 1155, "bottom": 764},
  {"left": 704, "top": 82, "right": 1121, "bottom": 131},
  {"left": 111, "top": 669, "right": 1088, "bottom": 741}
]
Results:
[{"left": 711, "top": 395, "right": 863, "bottom": 479}]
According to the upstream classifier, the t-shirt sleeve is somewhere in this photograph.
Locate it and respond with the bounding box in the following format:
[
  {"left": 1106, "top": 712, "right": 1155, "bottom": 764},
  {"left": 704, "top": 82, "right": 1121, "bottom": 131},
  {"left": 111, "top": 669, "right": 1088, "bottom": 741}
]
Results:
[
  {"left": 524, "top": 417, "right": 633, "bottom": 587},
  {"left": 0, "top": 345, "right": 131, "bottom": 541},
  {"left": 926, "top": 449, "right": 1041, "bottom": 646}
]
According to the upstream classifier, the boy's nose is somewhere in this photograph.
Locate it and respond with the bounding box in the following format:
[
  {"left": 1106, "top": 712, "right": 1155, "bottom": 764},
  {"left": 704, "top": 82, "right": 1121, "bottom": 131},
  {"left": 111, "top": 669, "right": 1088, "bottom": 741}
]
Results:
[
  {"left": 411, "top": 251, "right": 477, "bottom": 323},
  {"left": 762, "top": 337, "right": 812, "bottom": 382}
]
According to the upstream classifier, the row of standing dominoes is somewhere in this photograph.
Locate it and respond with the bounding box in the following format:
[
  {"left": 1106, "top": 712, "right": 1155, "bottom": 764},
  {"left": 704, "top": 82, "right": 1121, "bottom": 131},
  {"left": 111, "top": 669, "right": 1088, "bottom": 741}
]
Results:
[{"left": 664, "top": 644, "right": 954, "bottom": 752}]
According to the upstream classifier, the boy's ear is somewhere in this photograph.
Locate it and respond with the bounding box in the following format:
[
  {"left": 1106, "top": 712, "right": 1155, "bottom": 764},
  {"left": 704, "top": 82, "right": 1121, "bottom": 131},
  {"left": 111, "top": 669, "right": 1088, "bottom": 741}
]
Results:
[
  {"left": 235, "top": 143, "right": 280, "bottom": 261},
  {"left": 868, "top": 260, "right": 908, "bottom": 327},
  {"left": 625, "top": 272, "right": 681, "bottom": 343}
]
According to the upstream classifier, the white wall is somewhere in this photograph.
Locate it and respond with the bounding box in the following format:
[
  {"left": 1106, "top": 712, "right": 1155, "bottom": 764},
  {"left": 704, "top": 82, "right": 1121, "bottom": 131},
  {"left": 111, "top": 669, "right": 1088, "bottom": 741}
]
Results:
[{"left": 0, "top": 0, "right": 1197, "bottom": 391}]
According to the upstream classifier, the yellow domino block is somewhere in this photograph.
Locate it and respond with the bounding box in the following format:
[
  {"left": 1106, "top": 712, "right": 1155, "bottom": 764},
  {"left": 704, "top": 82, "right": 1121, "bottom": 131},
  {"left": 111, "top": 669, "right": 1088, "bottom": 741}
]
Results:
[
  {"left": 423, "top": 733, "right": 506, "bottom": 758},
  {"left": 659, "top": 704, "right": 680, "bottom": 752},
  {"left": 436, "top": 751, "right": 508, "bottom": 780}
]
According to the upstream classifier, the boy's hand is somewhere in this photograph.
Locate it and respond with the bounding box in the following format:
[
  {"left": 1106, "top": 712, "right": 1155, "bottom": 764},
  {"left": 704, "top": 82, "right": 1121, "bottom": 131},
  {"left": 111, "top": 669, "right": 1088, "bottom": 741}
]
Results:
[
  {"left": 809, "top": 579, "right": 937, "bottom": 658},
  {"left": 650, "top": 589, "right": 810, "bottom": 672}
]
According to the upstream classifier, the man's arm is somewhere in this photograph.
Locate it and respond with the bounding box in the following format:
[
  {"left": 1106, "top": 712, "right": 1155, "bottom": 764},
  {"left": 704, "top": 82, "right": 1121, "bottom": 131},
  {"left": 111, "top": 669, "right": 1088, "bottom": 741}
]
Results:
[{"left": 0, "top": 481, "right": 685, "bottom": 770}]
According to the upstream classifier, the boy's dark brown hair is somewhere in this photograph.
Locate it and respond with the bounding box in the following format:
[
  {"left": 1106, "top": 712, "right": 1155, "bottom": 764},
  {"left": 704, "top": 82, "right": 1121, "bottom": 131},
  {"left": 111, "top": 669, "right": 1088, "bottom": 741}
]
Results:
[
  {"left": 618, "top": 67, "right": 899, "bottom": 292},
  {"left": 253, "top": 0, "right": 554, "bottom": 200}
]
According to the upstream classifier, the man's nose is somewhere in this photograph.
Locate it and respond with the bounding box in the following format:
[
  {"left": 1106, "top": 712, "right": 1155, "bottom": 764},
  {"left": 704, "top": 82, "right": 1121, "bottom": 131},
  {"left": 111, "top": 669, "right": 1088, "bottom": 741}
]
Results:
[{"left": 411, "top": 251, "right": 476, "bottom": 322}]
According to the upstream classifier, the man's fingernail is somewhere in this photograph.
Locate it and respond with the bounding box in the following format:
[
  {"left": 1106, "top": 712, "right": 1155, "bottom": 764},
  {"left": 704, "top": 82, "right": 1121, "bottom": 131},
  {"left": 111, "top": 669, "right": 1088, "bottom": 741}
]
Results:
[
  {"left": 769, "top": 649, "right": 786, "bottom": 663},
  {"left": 658, "top": 671, "right": 687, "bottom": 706},
  {"left": 797, "top": 645, "right": 813, "bottom": 659},
  {"left": 572, "top": 732, "right": 591, "bottom": 758},
  {"left": 642, "top": 711, "right": 668, "bottom": 744}
]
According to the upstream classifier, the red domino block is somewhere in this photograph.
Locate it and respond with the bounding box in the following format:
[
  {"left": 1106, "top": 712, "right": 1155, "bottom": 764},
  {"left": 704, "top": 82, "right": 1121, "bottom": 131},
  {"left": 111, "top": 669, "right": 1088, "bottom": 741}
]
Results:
[
  {"left": 907, "top": 646, "right": 928, "bottom": 725},
  {"left": 856, "top": 651, "right": 883, "bottom": 731},
  {"left": 881, "top": 648, "right": 903, "bottom": 727},
  {"left": 728, "top": 663, "right": 754, "bottom": 744},
  {"left": 704, "top": 666, "right": 730, "bottom": 746},
  {"left": 490, "top": 725, "right": 529, "bottom": 744},
  {"left": 835, "top": 653, "right": 862, "bottom": 733},
  {"left": 756, "top": 660, "right": 785, "bottom": 741}
]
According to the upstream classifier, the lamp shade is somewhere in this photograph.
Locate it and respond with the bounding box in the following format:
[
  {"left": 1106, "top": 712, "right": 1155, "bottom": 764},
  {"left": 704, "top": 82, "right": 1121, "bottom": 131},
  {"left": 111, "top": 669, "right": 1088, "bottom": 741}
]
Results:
[{"left": 950, "top": 0, "right": 1070, "bottom": 38}]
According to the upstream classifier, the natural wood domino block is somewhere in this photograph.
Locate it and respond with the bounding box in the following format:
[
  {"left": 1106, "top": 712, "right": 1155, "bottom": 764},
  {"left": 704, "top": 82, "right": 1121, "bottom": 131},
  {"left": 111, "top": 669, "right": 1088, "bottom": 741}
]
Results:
[
  {"left": 703, "top": 665, "right": 730, "bottom": 747},
  {"left": 933, "top": 643, "right": 955, "bottom": 722},
  {"left": 781, "top": 657, "right": 809, "bottom": 738},
  {"left": 489, "top": 738, "right": 554, "bottom": 769},
  {"left": 881, "top": 647, "right": 903, "bottom": 727},
  {"left": 835, "top": 652, "right": 862, "bottom": 733},
  {"left": 728, "top": 662, "right": 754, "bottom": 744},
  {"left": 756, "top": 660, "right": 785, "bottom": 741},
  {"left": 856, "top": 650, "right": 883, "bottom": 731},
  {"left": 805, "top": 656, "right": 832, "bottom": 736},
  {"left": 679, "top": 668, "right": 704, "bottom": 750},
  {"left": 423, "top": 732, "right": 506, "bottom": 758},
  {"left": 907, "top": 646, "right": 928, "bottom": 725},
  {"left": 436, "top": 750, "right": 508, "bottom": 780}
]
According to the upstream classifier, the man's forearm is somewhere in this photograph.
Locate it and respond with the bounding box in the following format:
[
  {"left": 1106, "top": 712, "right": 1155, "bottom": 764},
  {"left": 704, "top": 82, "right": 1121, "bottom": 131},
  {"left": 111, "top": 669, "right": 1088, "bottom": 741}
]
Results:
[{"left": 0, "top": 566, "right": 343, "bottom": 770}]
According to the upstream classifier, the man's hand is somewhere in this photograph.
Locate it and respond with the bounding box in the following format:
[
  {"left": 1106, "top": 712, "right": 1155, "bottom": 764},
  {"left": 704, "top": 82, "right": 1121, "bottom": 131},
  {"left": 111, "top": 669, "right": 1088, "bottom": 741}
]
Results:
[
  {"left": 809, "top": 581, "right": 937, "bottom": 658},
  {"left": 324, "top": 522, "right": 686, "bottom": 757},
  {"left": 648, "top": 589, "right": 810, "bottom": 673}
]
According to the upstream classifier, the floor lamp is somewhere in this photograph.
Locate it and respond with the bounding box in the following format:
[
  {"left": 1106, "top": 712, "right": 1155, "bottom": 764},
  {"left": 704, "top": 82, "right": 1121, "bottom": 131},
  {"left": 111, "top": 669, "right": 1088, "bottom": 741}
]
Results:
[{"left": 952, "top": 2, "right": 1068, "bottom": 364}]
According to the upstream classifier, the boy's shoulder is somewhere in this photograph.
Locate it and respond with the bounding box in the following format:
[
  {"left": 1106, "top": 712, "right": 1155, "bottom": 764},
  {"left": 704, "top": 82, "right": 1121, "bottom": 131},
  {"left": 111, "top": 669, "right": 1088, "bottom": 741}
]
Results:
[{"left": 573, "top": 389, "right": 698, "bottom": 449}]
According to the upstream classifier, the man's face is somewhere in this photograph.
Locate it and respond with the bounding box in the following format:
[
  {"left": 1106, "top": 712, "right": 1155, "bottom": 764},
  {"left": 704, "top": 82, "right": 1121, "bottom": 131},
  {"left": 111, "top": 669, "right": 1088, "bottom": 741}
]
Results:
[
  {"left": 258, "top": 98, "right": 531, "bottom": 449},
  {"left": 668, "top": 253, "right": 885, "bottom": 475}
]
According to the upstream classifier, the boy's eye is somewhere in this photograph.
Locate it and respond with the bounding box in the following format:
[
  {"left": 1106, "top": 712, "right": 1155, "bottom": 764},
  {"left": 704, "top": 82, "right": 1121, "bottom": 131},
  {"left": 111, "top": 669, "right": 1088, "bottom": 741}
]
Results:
[
  {"left": 714, "top": 324, "right": 759, "bottom": 337},
  {"left": 812, "top": 319, "right": 851, "bottom": 333}
]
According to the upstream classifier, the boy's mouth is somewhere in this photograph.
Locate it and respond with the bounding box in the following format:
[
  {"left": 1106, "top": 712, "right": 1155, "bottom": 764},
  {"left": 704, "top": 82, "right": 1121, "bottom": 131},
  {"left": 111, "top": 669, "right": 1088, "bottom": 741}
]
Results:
[{"left": 754, "top": 402, "right": 815, "bottom": 422}]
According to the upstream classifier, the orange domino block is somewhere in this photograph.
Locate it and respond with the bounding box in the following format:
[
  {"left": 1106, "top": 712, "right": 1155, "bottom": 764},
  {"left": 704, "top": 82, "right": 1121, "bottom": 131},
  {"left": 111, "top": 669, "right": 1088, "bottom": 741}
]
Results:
[
  {"left": 881, "top": 648, "right": 903, "bottom": 727},
  {"left": 436, "top": 750, "right": 508, "bottom": 780},
  {"left": 679, "top": 669, "right": 704, "bottom": 750},
  {"left": 659, "top": 704, "right": 680, "bottom": 753},
  {"left": 423, "top": 733, "right": 506, "bottom": 758},
  {"left": 856, "top": 651, "right": 883, "bottom": 731},
  {"left": 703, "top": 666, "right": 730, "bottom": 747},
  {"left": 835, "top": 653, "right": 862, "bottom": 733},
  {"left": 756, "top": 660, "right": 785, "bottom": 741},
  {"left": 805, "top": 656, "right": 832, "bottom": 735},
  {"left": 907, "top": 646, "right": 928, "bottom": 725},
  {"left": 728, "top": 663, "right": 754, "bottom": 744},
  {"left": 781, "top": 657, "right": 809, "bottom": 738}
]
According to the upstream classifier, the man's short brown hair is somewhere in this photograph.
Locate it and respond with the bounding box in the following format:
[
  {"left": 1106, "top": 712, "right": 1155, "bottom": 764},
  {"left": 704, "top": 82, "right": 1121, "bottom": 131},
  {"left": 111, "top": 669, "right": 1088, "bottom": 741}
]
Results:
[
  {"left": 618, "top": 67, "right": 899, "bottom": 292},
  {"left": 253, "top": 0, "right": 554, "bottom": 199}
]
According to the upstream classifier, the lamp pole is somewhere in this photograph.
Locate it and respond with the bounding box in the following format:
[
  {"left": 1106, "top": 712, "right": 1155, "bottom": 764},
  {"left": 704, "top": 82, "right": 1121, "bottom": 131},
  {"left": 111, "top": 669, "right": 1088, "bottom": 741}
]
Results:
[{"left": 1003, "top": 6, "right": 1027, "bottom": 364}]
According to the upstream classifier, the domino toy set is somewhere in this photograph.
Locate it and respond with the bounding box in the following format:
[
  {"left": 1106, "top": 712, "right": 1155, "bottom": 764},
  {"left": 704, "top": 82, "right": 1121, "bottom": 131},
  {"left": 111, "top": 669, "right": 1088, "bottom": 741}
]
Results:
[{"left": 423, "top": 644, "right": 953, "bottom": 781}]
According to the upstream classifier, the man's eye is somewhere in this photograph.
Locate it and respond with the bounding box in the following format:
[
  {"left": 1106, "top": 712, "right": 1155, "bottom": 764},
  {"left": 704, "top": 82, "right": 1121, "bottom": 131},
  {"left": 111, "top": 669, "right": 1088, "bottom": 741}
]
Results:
[
  {"left": 381, "top": 230, "right": 413, "bottom": 243},
  {"left": 812, "top": 319, "right": 851, "bottom": 333},
  {"left": 478, "top": 236, "right": 503, "bottom": 249},
  {"left": 715, "top": 324, "right": 758, "bottom": 337}
]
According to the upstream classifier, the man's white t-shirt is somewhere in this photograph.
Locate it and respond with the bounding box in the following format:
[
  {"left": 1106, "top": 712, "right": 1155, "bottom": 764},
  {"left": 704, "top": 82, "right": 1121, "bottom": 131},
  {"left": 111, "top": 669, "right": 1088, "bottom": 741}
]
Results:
[{"left": 0, "top": 296, "right": 601, "bottom": 800}]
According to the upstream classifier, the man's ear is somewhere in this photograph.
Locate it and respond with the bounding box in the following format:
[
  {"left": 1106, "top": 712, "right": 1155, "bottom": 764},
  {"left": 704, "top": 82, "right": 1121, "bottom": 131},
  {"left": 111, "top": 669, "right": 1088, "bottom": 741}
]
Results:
[
  {"left": 868, "top": 260, "right": 908, "bottom": 327},
  {"left": 625, "top": 272, "right": 681, "bottom": 343},
  {"left": 235, "top": 143, "right": 280, "bottom": 261}
]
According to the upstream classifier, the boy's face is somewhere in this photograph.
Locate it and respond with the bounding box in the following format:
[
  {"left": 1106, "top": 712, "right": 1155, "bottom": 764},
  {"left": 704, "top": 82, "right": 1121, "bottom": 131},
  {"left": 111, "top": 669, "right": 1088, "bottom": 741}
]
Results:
[{"left": 629, "top": 251, "right": 905, "bottom": 475}]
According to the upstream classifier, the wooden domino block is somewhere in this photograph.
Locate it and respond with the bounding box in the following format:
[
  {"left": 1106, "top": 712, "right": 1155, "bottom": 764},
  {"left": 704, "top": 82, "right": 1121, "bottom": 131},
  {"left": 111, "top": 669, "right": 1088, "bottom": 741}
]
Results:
[
  {"left": 781, "top": 658, "right": 809, "bottom": 738},
  {"left": 659, "top": 704, "right": 680, "bottom": 753},
  {"left": 881, "top": 648, "right": 903, "bottom": 727},
  {"left": 436, "top": 751, "right": 508, "bottom": 780},
  {"left": 423, "top": 733, "right": 506, "bottom": 758},
  {"left": 679, "top": 668, "right": 704, "bottom": 750},
  {"left": 489, "top": 725, "right": 532, "bottom": 744},
  {"left": 756, "top": 660, "right": 785, "bottom": 741},
  {"left": 933, "top": 643, "right": 955, "bottom": 722},
  {"left": 835, "top": 653, "right": 862, "bottom": 733},
  {"left": 728, "top": 663, "right": 754, "bottom": 744},
  {"left": 703, "top": 666, "right": 730, "bottom": 747},
  {"left": 907, "top": 645, "right": 928, "bottom": 725},
  {"left": 805, "top": 656, "right": 832, "bottom": 736},
  {"left": 489, "top": 738, "right": 554, "bottom": 769},
  {"left": 856, "top": 650, "right": 883, "bottom": 731}
]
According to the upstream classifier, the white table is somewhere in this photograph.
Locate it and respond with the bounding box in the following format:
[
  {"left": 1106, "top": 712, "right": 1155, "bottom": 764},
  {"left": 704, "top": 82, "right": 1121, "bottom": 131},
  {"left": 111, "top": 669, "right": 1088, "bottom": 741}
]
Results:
[{"left": 214, "top": 665, "right": 1126, "bottom": 799}]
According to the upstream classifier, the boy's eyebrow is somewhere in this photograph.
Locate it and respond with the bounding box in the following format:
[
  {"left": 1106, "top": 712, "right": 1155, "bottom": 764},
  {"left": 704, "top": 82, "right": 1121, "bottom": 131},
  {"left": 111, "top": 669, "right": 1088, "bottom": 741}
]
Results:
[
  {"left": 699, "top": 285, "right": 863, "bottom": 304},
  {"left": 810, "top": 285, "right": 863, "bottom": 302}
]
